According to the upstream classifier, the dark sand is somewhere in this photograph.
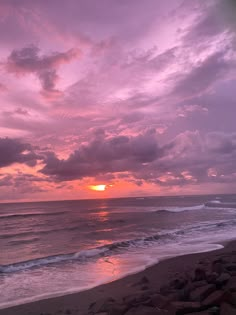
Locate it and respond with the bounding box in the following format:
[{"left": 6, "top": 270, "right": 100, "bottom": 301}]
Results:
[{"left": 1, "top": 240, "right": 236, "bottom": 315}]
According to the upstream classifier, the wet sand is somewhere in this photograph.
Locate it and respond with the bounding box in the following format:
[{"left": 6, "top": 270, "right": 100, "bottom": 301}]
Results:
[{"left": 1, "top": 240, "right": 236, "bottom": 315}]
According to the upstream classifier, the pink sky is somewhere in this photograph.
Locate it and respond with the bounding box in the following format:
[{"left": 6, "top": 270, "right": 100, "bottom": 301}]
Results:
[{"left": 0, "top": 0, "right": 236, "bottom": 202}]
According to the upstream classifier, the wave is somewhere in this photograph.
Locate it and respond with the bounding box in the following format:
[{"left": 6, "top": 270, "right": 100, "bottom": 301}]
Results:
[
  {"left": 158, "top": 200, "right": 236, "bottom": 213},
  {"left": 0, "top": 211, "right": 65, "bottom": 220},
  {"left": 208, "top": 200, "right": 221, "bottom": 204},
  {"left": 0, "top": 224, "right": 82, "bottom": 240},
  {"left": 0, "top": 247, "right": 111, "bottom": 273},
  {"left": 1, "top": 218, "right": 236, "bottom": 274},
  {"left": 205, "top": 201, "right": 236, "bottom": 209},
  {"left": 160, "top": 204, "right": 205, "bottom": 213}
]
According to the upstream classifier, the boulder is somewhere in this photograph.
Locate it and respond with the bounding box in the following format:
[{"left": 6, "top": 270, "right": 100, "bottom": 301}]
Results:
[
  {"left": 171, "top": 301, "right": 201, "bottom": 314},
  {"left": 186, "top": 280, "right": 208, "bottom": 291},
  {"left": 226, "top": 264, "right": 236, "bottom": 272},
  {"left": 140, "top": 285, "right": 149, "bottom": 291},
  {"left": 110, "top": 304, "right": 129, "bottom": 315},
  {"left": 206, "top": 272, "right": 218, "bottom": 284},
  {"left": 160, "top": 284, "right": 173, "bottom": 295},
  {"left": 194, "top": 268, "right": 206, "bottom": 281},
  {"left": 89, "top": 297, "right": 116, "bottom": 313},
  {"left": 173, "top": 288, "right": 190, "bottom": 301},
  {"left": 123, "top": 292, "right": 151, "bottom": 308},
  {"left": 170, "top": 277, "right": 187, "bottom": 290},
  {"left": 229, "top": 292, "right": 236, "bottom": 307},
  {"left": 212, "top": 262, "right": 224, "bottom": 275},
  {"left": 202, "top": 290, "right": 227, "bottom": 307},
  {"left": 225, "top": 276, "right": 236, "bottom": 292},
  {"left": 185, "top": 312, "right": 211, "bottom": 315},
  {"left": 220, "top": 302, "right": 236, "bottom": 315},
  {"left": 216, "top": 273, "right": 231, "bottom": 287},
  {"left": 190, "top": 284, "right": 216, "bottom": 302},
  {"left": 208, "top": 306, "right": 220, "bottom": 314},
  {"left": 150, "top": 293, "right": 169, "bottom": 309},
  {"left": 124, "top": 305, "right": 161, "bottom": 315}
]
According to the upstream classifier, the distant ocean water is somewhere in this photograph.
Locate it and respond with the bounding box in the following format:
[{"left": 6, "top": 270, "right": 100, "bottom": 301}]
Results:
[{"left": 1, "top": 194, "right": 236, "bottom": 309}]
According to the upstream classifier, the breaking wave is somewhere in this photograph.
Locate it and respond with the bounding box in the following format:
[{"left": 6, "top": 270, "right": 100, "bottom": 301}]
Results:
[
  {"left": 158, "top": 200, "right": 236, "bottom": 213},
  {"left": 160, "top": 204, "right": 205, "bottom": 212},
  {"left": 1, "top": 218, "right": 236, "bottom": 274}
]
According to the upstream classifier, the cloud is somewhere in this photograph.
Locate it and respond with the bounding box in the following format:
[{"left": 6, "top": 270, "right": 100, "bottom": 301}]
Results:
[
  {"left": 0, "top": 175, "right": 12, "bottom": 187},
  {"left": 14, "top": 107, "right": 30, "bottom": 116},
  {"left": 5, "top": 45, "right": 80, "bottom": 96},
  {"left": 0, "top": 138, "right": 38, "bottom": 168},
  {"left": 171, "top": 51, "right": 233, "bottom": 99},
  {"left": 206, "top": 132, "right": 236, "bottom": 154},
  {"left": 40, "top": 130, "right": 169, "bottom": 180},
  {"left": 1, "top": 0, "right": 236, "bottom": 200},
  {"left": 0, "top": 83, "right": 7, "bottom": 92}
]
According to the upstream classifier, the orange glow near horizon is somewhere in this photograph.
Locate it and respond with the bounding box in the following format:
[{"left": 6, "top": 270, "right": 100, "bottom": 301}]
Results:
[{"left": 89, "top": 184, "right": 107, "bottom": 191}]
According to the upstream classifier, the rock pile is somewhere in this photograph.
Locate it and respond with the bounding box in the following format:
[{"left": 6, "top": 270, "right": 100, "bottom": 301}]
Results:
[{"left": 88, "top": 253, "right": 236, "bottom": 315}]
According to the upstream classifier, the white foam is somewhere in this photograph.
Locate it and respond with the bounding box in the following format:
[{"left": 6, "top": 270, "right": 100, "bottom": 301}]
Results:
[
  {"left": 163, "top": 204, "right": 205, "bottom": 212},
  {"left": 209, "top": 200, "right": 221, "bottom": 204}
]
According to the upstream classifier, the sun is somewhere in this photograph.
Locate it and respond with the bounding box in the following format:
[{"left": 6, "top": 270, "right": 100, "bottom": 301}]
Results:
[{"left": 89, "top": 184, "right": 107, "bottom": 191}]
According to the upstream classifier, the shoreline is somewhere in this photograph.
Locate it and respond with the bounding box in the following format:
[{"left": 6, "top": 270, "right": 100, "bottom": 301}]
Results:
[{"left": 1, "top": 239, "right": 236, "bottom": 315}]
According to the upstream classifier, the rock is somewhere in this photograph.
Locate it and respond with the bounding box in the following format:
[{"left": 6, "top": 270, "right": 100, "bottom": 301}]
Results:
[
  {"left": 202, "top": 290, "right": 227, "bottom": 307},
  {"left": 194, "top": 268, "right": 206, "bottom": 281},
  {"left": 206, "top": 272, "right": 218, "bottom": 284},
  {"left": 171, "top": 301, "right": 201, "bottom": 314},
  {"left": 229, "top": 292, "right": 236, "bottom": 306},
  {"left": 124, "top": 305, "right": 159, "bottom": 315},
  {"left": 190, "top": 284, "right": 216, "bottom": 302},
  {"left": 208, "top": 306, "right": 220, "bottom": 314},
  {"left": 141, "top": 285, "right": 149, "bottom": 291},
  {"left": 186, "top": 280, "right": 208, "bottom": 291},
  {"left": 216, "top": 273, "right": 231, "bottom": 287},
  {"left": 160, "top": 284, "right": 173, "bottom": 295},
  {"left": 220, "top": 302, "right": 236, "bottom": 315},
  {"left": 226, "top": 264, "right": 236, "bottom": 272},
  {"left": 225, "top": 276, "right": 236, "bottom": 292},
  {"left": 150, "top": 293, "right": 169, "bottom": 309},
  {"left": 185, "top": 312, "right": 210, "bottom": 315},
  {"left": 109, "top": 304, "right": 128, "bottom": 315},
  {"left": 89, "top": 297, "right": 116, "bottom": 313},
  {"left": 212, "top": 262, "right": 224, "bottom": 275},
  {"left": 123, "top": 292, "right": 151, "bottom": 307},
  {"left": 170, "top": 277, "right": 187, "bottom": 290},
  {"left": 168, "top": 288, "right": 190, "bottom": 301}
]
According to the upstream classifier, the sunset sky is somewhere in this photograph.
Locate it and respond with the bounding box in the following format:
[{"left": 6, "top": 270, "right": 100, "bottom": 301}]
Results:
[{"left": 0, "top": 0, "right": 236, "bottom": 202}]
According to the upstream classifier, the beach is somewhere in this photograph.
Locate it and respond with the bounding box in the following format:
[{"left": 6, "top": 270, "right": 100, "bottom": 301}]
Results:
[{"left": 1, "top": 240, "right": 236, "bottom": 315}]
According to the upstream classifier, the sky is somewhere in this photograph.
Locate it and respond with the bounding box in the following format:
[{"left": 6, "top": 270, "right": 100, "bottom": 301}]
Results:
[{"left": 0, "top": 0, "right": 236, "bottom": 202}]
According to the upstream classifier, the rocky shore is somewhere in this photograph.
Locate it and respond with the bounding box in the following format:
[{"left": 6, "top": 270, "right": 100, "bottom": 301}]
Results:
[
  {"left": 89, "top": 252, "right": 236, "bottom": 314},
  {"left": 1, "top": 241, "right": 236, "bottom": 315}
]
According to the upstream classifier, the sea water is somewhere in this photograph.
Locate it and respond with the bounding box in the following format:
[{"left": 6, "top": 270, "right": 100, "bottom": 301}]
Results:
[{"left": 1, "top": 194, "right": 236, "bottom": 309}]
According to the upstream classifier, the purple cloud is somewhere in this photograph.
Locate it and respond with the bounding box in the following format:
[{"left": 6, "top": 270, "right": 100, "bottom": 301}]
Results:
[
  {"left": 0, "top": 0, "right": 236, "bottom": 200},
  {"left": 0, "top": 138, "right": 38, "bottom": 168},
  {"left": 40, "top": 130, "right": 168, "bottom": 180},
  {"left": 5, "top": 45, "right": 80, "bottom": 96}
]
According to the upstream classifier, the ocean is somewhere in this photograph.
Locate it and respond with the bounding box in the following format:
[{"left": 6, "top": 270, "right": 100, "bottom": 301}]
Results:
[{"left": 1, "top": 194, "right": 236, "bottom": 309}]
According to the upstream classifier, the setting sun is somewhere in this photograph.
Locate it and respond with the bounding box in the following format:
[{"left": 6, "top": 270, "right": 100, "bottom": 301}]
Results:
[{"left": 89, "top": 185, "right": 106, "bottom": 191}]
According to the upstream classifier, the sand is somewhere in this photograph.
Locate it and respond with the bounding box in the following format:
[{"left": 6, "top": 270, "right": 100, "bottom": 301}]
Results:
[{"left": 1, "top": 240, "right": 236, "bottom": 315}]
